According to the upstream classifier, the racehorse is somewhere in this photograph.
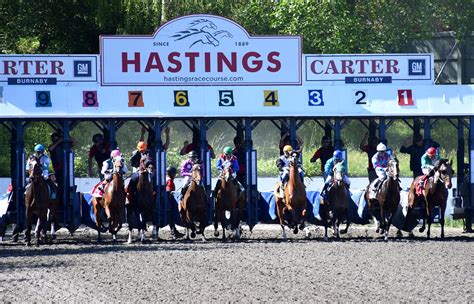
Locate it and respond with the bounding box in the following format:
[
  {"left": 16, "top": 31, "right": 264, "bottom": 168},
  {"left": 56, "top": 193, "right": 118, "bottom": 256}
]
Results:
[
  {"left": 365, "top": 158, "right": 401, "bottom": 241},
  {"left": 320, "top": 162, "right": 350, "bottom": 240},
  {"left": 407, "top": 159, "right": 453, "bottom": 239},
  {"left": 126, "top": 157, "right": 154, "bottom": 244},
  {"left": 274, "top": 150, "right": 307, "bottom": 240},
  {"left": 213, "top": 161, "right": 245, "bottom": 240},
  {"left": 180, "top": 163, "right": 208, "bottom": 241},
  {"left": 24, "top": 157, "right": 49, "bottom": 246},
  {"left": 92, "top": 157, "right": 126, "bottom": 242}
]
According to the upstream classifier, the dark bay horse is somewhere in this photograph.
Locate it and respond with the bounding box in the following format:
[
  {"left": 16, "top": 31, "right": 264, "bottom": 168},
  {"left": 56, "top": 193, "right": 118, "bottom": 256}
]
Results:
[
  {"left": 25, "top": 158, "right": 49, "bottom": 246},
  {"left": 274, "top": 151, "right": 307, "bottom": 240},
  {"left": 213, "top": 161, "right": 245, "bottom": 240},
  {"left": 92, "top": 157, "right": 126, "bottom": 242},
  {"left": 320, "top": 162, "right": 350, "bottom": 240},
  {"left": 407, "top": 159, "right": 453, "bottom": 239},
  {"left": 180, "top": 163, "right": 208, "bottom": 240},
  {"left": 126, "top": 157, "right": 154, "bottom": 244},
  {"left": 365, "top": 158, "right": 401, "bottom": 241}
]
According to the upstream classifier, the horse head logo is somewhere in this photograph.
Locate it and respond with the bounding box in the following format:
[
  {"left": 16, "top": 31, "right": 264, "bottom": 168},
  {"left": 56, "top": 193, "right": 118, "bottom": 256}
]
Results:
[{"left": 170, "top": 18, "right": 233, "bottom": 49}]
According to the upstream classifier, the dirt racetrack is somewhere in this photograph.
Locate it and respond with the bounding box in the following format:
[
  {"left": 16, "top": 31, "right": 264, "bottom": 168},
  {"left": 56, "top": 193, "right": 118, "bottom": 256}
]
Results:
[{"left": 0, "top": 225, "right": 472, "bottom": 302}]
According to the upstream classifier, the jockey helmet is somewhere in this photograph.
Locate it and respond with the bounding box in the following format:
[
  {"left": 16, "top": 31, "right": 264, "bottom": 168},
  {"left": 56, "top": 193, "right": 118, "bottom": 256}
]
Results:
[
  {"left": 376, "top": 143, "right": 387, "bottom": 152},
  {"left": 188, "top": 151, "right": 198, "bottom": 159},
  {"left": 34, "top": 144, "right": 45, "bottom": 152},
  {"left": 333, "top": 150, "right": 343, "bottom": 160},
  {"left": 427, "top": 147, "right": 436, "bottom": 156},
  {"left": 166, "top": 166, "right": 177, "bottom": 175},
  {"left": 110, "top": 149, "right": 121, "bottom": 158},
  {"left": 283, "top": 145, "right": 293, "bottom": 152},
  {"left": 223, "top": 146, "right": 233, "bottom": 155},
  {"left": 92, "top": 133, "right": 103, "bottom": 143},
  {"left": 137, "top": 141, "right": 147, "bottom": 151}
]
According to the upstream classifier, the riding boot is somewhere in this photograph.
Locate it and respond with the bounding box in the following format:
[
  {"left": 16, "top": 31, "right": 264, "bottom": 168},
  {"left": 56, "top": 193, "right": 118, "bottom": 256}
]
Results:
[
  {"left": 211, "top": 180, "right": 221, "bottom": 198},
  {"left": 169, "top": 224, "right": 184, "bottom": 239},
  {"left": 320, "top": 182, "right": 329, "bottom": 199},
  {"left": 178, "top": 187, "right": 186, "bottom": 202}
]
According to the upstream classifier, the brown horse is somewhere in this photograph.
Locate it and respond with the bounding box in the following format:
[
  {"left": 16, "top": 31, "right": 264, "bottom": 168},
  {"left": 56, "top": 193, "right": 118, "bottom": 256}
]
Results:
[
  {"left": 180, "top": 163, "right": 208, "bottom": 240},
  {"left": 274, "top": 151, "right": 307, "bottom": 240},
  {"left": 320, "top": 162, "right": 350, "bottom": 240},
  {"left": 407, "top": 159, "right": 453, "bottom": 239},
  {"left": 92, "top": 157, "right": 126, "bottom": 242},
  {"left": 126, "top": 157, "right": 154, "bottom": 244},
  {"left": 213, "top": 161, "right": 245, "bottom": 240},
  {"left": 365, "top": 158, "right": 401, "bottom": 241},
  {"left": 24, "top": 157, "right": 49, "bottom": 246}
]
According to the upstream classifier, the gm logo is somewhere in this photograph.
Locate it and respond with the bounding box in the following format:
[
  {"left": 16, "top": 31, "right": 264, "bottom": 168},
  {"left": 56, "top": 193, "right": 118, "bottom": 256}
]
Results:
[
  {"left": 74, "top": 60, "right": 92, "bottom": 77},
  {"left": 408, "top": 59, "right": 425, "bottom": 76}
]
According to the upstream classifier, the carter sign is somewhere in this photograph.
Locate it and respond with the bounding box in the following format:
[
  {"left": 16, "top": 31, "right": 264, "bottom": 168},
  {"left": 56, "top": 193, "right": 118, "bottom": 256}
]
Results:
[
  {"left": 304, "top": 54, "right": 433, "bottom": 85},
  {"left": 100, "top": 14, "right": 301, "bottom": 86}
]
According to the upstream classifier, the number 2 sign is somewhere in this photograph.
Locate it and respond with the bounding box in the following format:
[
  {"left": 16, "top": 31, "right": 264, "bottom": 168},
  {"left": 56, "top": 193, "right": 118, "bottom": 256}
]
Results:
[{"left": 398, "top": 89, "right": 414, "bottom": 106}]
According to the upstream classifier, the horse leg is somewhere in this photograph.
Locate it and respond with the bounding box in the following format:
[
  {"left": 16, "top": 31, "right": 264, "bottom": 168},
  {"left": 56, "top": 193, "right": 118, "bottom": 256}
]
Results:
[
  {"left": 48, "top": 208, "right": 56, "bottom": 241},
  {"left": 440, "top": 203, "right": 446, "bottom": 239},
  {"left": 126, "top": 205, "right": 133, "bottom": 244},
  {"left": 426, "top": 206, "right": 432, "bottom": 239},
  {"left": 139, "top": 212, "right": 146, "bottom": 243},
  {"left": 213, "top": 205, "right": 219, "bottom": 237},
  {"left": 35, "top": 217, "right": 42, "bottom": 247},
  {"left": 419, "top": 201, "right": 427, "bottom": 233},
  {"left": 280, "top": 224, "right": 287, "bottom": 240},
  {"left": 220, "top": 209, "right": 227, "bottom": 241},
  {"left": 385, "top": 213, "right": 394, "bottom": 242}
]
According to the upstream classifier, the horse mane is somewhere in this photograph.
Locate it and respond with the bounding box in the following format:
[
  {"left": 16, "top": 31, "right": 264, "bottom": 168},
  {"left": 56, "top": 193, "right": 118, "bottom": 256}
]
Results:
[{"left": 433, "top": 158, "right": 448, "bottom": 170}]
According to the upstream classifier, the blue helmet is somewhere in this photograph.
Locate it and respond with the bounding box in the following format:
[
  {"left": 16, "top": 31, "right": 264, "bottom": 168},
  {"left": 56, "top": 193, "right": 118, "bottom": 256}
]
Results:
[
  {"left": 34, "top": 144, "right": 45, "bottom": 152},
  {"left": 333, "top": 150, "right": 343, "bottom": 160}
]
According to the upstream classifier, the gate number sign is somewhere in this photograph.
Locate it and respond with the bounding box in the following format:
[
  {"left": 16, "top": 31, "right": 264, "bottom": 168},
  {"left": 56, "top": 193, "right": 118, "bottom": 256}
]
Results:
[
  {"left": 264, "top": 90, "right": 279, "bottom": 106},
  {"left": 128, "top": 91, "right": 144, "bottom": 107},
  {"left": 83, "top": 91, "right": 98, "bottom": 107},
  {"left": 398, "top": 89, "right": 414, "bottom": 106},
  {"left": 35, "top": 91, "right": 51, "bottom": 107}
]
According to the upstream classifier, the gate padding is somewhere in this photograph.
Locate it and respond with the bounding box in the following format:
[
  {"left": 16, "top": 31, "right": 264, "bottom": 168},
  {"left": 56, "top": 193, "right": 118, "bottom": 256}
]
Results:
[{"left": 258, "top": 189, "right": 419, "bottom": 230}]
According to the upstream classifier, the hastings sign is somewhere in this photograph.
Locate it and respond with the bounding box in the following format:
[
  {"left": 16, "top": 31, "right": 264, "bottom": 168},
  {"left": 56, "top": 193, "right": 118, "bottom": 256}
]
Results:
[
  {"left": 305, "top": 54, "right": 433, "bottom": 85},
  {"left": 100, "top": 14, "right": 302, "bottom": 86}
]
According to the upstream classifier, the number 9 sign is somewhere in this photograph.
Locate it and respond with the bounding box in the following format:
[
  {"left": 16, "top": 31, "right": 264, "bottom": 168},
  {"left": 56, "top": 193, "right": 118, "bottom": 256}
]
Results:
[{"left": 36, "top": 91, "right": 51, "bottom": 107}]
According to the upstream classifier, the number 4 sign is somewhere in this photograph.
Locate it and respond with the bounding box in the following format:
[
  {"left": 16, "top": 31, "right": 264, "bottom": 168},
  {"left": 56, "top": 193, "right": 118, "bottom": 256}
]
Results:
[{"left": 398, "top": 89, "right": 414, "bottom": 106}]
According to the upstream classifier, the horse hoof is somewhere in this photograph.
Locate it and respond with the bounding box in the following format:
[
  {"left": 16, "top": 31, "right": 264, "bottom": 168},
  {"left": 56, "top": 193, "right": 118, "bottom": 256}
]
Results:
[
  {"left": 419, "top": 227, "right": 425, "bottom": 233},
  {"left": 375, "top": 228, "right": 380, "bottom": 234},
  {"left": 26, "top": 242, "right": 31, "bottom": 247},
  {"left": 340, "top": 229, "right": 347, "bottom": 235},
  {"left": 293, "top": 227, "right": 298, "bottom": 235},
  {"left": 396, "top": 230, "right": 403, "bottom": 238},
  {"left": 12, "top": 235, "right": 18, "bottom": 242},
  {"left": 214, "top": 231, "right": 219, "bottom": 237},
  {"left": 191, "top": 232, "right": 196, "bottom": 238}
]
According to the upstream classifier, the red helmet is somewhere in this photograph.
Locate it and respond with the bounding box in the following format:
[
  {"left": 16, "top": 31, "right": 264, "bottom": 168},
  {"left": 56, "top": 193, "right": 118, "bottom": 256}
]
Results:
[{"left": 426, "top": 147, "right": 436, "bottom": 156}]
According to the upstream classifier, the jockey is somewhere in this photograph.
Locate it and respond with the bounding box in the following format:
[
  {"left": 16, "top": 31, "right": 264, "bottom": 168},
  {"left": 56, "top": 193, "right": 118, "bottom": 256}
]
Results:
[
  {"left": 211, "top": 146, "right": 244, "bottom": 198},
  {"left": 320, "top": 150, "right": 350, "bottom": 198},
  {"left": 26, "top": 144, "right": 51, "bottom": 180},
  {"left": 130, "top": 141, "right": 152, "bottom": 173},
  {"left": 419, "top": 147, "right": 441, "bottom": 188},
  {"left": 25, "top": 144, "right": 56, "bottom": 201},
  {"left": 101, "top": 149, "right": 128, "bottom": 182},
  {"left": 276, "top": 145, "right": 304, "bottom": 192},
  {"left": 178, "top": 151, "right": 201, "bottom": 202},
  {"left": 371, "top": 143, "right": 393, "bottom": 192}
]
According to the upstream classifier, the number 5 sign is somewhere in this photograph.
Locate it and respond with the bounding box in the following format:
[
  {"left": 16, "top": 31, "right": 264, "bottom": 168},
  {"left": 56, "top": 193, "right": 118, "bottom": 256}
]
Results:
[{"left": 398, "top": 89, "right": 414, "bottom": 106}]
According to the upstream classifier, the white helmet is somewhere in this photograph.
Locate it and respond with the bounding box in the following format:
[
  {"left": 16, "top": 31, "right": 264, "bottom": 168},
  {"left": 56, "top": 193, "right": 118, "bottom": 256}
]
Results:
[{"left": 376, "top": 143, "right": 387, "bottom": 152}]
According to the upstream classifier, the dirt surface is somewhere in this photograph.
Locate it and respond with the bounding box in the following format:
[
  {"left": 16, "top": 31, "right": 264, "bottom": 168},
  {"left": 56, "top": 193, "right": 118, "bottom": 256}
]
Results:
[{"left": 0, "top": 225, "right": 472, "bottom": 302}]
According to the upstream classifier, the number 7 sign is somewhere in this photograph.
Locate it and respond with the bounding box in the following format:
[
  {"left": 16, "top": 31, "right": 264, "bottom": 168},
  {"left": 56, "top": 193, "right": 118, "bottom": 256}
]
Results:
[{"left": 397, "top": 89, "right": 414, "bottom": 106}]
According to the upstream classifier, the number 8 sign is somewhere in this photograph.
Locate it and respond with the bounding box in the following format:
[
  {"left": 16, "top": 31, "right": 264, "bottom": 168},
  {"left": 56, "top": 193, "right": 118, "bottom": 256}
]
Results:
[{"left": 83, "top": 91, "right": 98, "bottom": 107}]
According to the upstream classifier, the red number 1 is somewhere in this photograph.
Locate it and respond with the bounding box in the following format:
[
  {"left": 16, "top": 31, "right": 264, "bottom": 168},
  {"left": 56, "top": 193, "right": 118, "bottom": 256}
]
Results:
[{"left": 398, "top": 89, "right": 413, "bottom": 106}]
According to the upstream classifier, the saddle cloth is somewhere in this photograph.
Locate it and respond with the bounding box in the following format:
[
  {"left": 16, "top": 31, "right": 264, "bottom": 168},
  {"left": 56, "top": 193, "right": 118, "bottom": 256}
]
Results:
[
  {"left": 91, "top": 181, "right": 106, "bottom": 198},
  {"left": 416, "top": 178, "right": 428, "bottom": 196}
]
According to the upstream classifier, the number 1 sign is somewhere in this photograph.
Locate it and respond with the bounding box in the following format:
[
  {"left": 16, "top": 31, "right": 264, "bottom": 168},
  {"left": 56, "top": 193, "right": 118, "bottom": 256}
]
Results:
[{"left": 398, "top": 89, "right": 414, "bottom": 106}]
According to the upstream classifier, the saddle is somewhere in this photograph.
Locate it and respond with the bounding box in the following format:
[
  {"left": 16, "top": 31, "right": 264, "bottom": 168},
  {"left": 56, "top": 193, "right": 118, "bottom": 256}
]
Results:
[{"left": 91, "top": 181, "right": 108, "bottom": 198}]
